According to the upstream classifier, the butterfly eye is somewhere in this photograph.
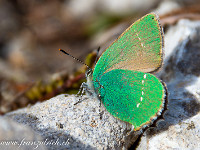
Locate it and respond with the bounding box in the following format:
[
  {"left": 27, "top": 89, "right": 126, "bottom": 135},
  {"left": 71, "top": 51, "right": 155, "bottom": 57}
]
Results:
[{"left": 85, "top": 68, "right": 93, "bottom": 77}]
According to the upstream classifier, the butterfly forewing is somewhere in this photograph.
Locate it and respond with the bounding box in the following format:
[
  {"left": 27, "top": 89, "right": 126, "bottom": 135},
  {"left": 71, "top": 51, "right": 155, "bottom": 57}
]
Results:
[{"left": 93, "top": 13, "right": 164, "bottom": 83}]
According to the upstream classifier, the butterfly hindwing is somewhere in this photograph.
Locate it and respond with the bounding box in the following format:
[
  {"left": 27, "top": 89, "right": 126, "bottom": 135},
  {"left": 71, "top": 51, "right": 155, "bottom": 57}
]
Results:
[{"left": 99, "top": 69, "right": 165, "bottom": 130}]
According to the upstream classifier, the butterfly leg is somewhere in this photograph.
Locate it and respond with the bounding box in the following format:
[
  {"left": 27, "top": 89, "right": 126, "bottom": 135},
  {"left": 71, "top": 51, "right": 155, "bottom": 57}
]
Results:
[
  {"left": 74, "top": 82, "right": 86, "bottom": 105},
  {"left": 95, "top": 79, "right": 107, "bottom": 119},
  {"left": 76, "top": 82, "right": 85, "bottom": 96},
  {"left": 74, "top": 82, "right": 93, "bottom": 105},
  {"left": 98, "top": 101, "right": 105, "bottom": 120}
]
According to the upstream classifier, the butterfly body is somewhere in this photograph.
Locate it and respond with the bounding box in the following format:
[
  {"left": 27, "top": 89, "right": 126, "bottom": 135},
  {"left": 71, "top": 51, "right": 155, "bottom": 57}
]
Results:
[{"left": 85, "top": 13, "right": 166, "bottom": 131}]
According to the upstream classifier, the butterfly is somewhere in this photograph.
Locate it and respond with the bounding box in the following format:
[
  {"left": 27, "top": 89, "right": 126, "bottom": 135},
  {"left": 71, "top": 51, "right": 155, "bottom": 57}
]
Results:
[{"left": 60, "top": 13, "right": 167, "bottom": 131}]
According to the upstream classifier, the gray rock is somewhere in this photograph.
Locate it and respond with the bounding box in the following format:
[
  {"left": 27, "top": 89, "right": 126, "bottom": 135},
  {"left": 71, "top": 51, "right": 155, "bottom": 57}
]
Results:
[
  {"left": 0, "top": 116, "right": 47, "bottom": 150},
  {"left": 5, "top": 95, "right": 140, "bottom": 150},
  {"left": 137, "top": 19, "right": 200, "bottom": 149}
]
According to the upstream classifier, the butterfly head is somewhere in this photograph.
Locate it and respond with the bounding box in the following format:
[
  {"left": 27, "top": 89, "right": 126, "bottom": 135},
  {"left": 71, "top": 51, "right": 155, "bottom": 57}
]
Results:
[
  {"left": 85, "top": 68, "right": 93, "bottom": 78},
  {"left": 85, "top": 68, "right": 94, "bottom": 87}
]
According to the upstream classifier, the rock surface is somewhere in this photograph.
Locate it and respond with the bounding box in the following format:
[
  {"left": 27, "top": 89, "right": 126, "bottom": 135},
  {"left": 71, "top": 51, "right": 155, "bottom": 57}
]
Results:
[
  {"left": 5, "top": 95, "right": 139, "bottom": 150},
  {"left": 0, "top": 116, "right": 47, "bottom": 150},
  {"left": 137, "top": 19, "right": 200, "bottom": 150}
]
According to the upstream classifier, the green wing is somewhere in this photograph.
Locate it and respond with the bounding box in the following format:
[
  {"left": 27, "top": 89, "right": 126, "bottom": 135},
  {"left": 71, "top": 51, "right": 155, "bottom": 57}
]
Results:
[
  {"left": 99, "top": 69, "right": 165, "bottom": 130},
  {"left": 93, "top": 13, "right": 164, "bottom": 83},
  {"left": 91, "top": 13, "right": 165, "bottom": 130}
]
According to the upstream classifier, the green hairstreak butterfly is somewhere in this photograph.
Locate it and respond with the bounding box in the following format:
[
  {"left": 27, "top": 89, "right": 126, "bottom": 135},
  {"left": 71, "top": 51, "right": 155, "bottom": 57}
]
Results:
[{"left": 60, "top": 13, "right": 167, "bottom": 131}]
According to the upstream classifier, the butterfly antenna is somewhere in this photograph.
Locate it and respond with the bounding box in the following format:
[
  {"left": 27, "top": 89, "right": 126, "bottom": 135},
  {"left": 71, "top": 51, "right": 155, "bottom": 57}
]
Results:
[
  {"left": 59, "top": 49, "right": 92, "bottom": 71},
  {"left": 94, "top": 47, "right": 100, "bottom": 65}
]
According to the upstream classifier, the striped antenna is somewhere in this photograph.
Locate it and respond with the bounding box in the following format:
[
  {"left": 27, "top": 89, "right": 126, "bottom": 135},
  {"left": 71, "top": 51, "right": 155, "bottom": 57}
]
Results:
[{"left": 59, "top": 49, "right": 92, "bottom": 70}]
